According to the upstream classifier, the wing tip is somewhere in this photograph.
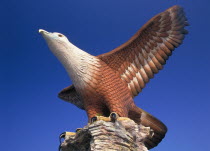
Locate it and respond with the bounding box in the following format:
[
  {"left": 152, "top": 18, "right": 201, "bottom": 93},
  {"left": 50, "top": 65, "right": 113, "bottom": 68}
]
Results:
[
  {"left": 58, "top": 85, "right": 72, "bottom": 100},
  {"left": 169, "top": 5, "right": 183, "bottom": 11}
]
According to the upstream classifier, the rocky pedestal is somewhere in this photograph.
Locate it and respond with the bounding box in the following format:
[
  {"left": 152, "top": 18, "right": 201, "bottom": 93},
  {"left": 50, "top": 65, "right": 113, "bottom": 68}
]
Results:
[{"left": 60, "top": 118, "right": 153, "bottom": 151}]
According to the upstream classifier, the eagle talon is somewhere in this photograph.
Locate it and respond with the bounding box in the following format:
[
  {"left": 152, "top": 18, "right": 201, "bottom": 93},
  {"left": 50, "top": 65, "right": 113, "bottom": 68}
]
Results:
[
  {"left": 76, "top": 128, "right": 82, "bottom": 132},
  {"left": 91, "top": 116, "right": 98, "bottom": 123},
  {"left": 110, "top": 112, "right": 119, "bottom": 122},
  {"left": 59, "top": 132, "right": 66, "bottom": 144},
  {"left": 59, "top": 132, "right": 76, "bottom": 144},
  {"left": 59, "top": 132, "right": 66, "bottom": 151}
]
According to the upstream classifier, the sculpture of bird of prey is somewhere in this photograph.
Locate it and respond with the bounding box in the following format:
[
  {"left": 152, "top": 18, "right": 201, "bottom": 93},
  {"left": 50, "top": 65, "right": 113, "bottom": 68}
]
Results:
[{"left": 39, "top": 5, "right": 188, "bottom": 149}]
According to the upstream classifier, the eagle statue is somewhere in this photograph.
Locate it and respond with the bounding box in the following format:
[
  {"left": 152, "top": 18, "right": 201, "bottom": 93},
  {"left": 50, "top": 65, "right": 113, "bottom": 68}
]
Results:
[{"left": 39, "top": 5, "right": 188, "bottom": 149}]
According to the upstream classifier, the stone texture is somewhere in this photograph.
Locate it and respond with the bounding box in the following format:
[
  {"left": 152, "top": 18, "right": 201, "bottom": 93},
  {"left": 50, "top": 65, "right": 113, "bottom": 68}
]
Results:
[{"left": 60, "top": 119, "right": 153, "bottom": 151}]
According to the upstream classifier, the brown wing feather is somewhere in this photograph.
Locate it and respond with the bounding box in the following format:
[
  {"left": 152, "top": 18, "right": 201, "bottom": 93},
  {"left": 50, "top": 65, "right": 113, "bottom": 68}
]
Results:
[
  {"left": 58, "top": 85, "right": 84, "bottom": 110},
  {"left": 98, "top": 5, "right": 189, "bottom": 97}
]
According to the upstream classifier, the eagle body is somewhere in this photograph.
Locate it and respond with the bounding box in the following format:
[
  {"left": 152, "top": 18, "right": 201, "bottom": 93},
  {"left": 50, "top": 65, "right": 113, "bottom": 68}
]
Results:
[
  {"left": 40, "top": 5, "right": 189, "bottom": 149},
  {"left": 77, "top": 59, "right": 140, "bottom": 121}
]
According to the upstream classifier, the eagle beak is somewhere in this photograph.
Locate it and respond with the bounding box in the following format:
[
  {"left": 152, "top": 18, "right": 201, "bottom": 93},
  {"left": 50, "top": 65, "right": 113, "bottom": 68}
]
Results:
[{"left": 39, "top": 29, "right": 49, "bottom": 34}]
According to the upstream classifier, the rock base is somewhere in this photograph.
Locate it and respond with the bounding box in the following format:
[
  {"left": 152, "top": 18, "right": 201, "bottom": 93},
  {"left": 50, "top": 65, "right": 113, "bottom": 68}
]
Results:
[{"left": 60, "top": 119, "right": 153, "bottom": 151}]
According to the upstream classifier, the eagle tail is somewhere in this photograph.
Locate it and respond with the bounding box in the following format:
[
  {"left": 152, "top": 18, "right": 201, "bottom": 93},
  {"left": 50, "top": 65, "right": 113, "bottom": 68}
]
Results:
[{"left": 136, "top": 107, "right": 167, "bottom": 149}]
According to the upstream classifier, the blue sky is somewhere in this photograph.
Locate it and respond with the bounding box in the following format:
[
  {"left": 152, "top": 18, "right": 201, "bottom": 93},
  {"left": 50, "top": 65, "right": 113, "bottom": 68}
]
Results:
[{"left": 1, "top": 0, "right": 210, "bottom": 151}]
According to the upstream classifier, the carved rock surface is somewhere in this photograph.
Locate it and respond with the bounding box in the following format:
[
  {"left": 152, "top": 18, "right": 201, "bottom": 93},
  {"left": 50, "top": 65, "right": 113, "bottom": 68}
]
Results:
[{"left": 60, "top": 119, "right": 153, "bottom": 151}]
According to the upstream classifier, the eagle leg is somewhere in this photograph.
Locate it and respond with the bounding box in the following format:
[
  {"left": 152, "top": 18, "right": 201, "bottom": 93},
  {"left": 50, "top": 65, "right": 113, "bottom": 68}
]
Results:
[
  {"left": 90, "top": 116, "right": 98, "bottom": 123},
  {"left": 110, "top": 112, "right": 119, "bottom": 122},
  {"left": 89, "top": 112, "right": 132, "bottom": 124},
  {"left": 89, "top": 115, "right": 110, "bottom": 124}
]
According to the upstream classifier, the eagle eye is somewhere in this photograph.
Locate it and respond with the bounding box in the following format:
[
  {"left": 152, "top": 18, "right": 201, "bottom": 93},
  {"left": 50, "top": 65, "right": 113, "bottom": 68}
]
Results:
[{"left": 58, "top": 34, "right": 63, "bottom": 37}]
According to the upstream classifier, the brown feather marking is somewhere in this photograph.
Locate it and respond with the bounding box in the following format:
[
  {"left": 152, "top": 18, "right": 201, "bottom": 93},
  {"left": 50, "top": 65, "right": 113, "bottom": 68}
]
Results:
[
  {"left": 159, "top": 44, "right": 172, "bottom": 55},
  {"left": 150, "top": 30, "right": 157, "bottom": 36},
  {"left": 132, "top": 77, "right": 142, "bottom": 93},
  {"left": 169, "top": 36, "right": 183, "bottom": 44},
  {"left": 166, "top": 38, "right": 180, "bottom": 48},
  {"left": 138, "top": 53, "right": 146, "bottom": 65},
  {"left": 125, "top": 69, "right": 133, "bottom": 80},
  {"left": 151, "top": 49, "right": 166, "bottom": 64},
  {"left": 153, "top": 36, "right": 163, "bottom": 43},
  {"left": 118, "top": 64, "right": 125, "bottom": 75},
  {"left": 159, "top": 25, "right": 172, "bottom": 32},
  {"left": 171, "top": 34, "right": 185, "bottom": 40},
  {"left": 157, "top": 32, "right": 169, "bottom": 37},
  {"left": 147, "top": 41, "right": 154, "bottom": 50},
  {"left": 143, "top": 59, "right": 154, "bottom": 79},
  {"left": 160, "top": 21, "right": 171, "bottom": 29},
  {"left": 121, "top": 74, "right": 130, "bottom": 83},
  {"left": 128, "top": 65, "right": 137, "bottom": 77},
  {"left": 147, "top": 56, "right": 159, "bottom": 74},
  {"left": 139, "top": 66, "right": 149, "bottom": 83},
  {"left": 141, "top": 48, "right": 148, "bottom": 59},
  {"left": 149, "top": 53, "right": 163, "bottom": 70},
  {"left": 153, "top": 15, "right": 161, "bottom": 22},
  {"left": 125, "top": 68, "right": 133, "bottom": 81},
  {"left": 169, "top": 30, "right": 183, "bottom": 35},
  {"left": 174, "top": 16, "right": 186, "bottom": 26},
  {"left": 172, "top": 24, "right": 185, "bottom": 31},
  {"left": 149, "top": 40, "right": 157, "bottom": 48},
  {"left": 134, "top": 55, "right": 141, "bottom": 69},
  {"left": 135, "top": 72, "right": 145, "bottom": 89},
  {"left": 164, "top": 39, "right": 175, "bottom": 50},
  {"left": 130, "top": 62, "right": 139, "bottom": 73},
  {"left": 129, "top": 80, "right": 138, "bottom": 96},
  {"left": 144, "top": 45, "right": 151, "bottom": 53}
]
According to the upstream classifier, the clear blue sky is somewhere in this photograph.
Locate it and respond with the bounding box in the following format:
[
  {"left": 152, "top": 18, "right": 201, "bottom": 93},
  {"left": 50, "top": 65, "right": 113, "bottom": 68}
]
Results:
[{"left": 1, "top": 0, "right": 210, "bottom": 151}]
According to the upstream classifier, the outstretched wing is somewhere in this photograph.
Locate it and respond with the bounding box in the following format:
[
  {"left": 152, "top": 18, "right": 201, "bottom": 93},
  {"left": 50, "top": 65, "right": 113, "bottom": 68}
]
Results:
[{"left": 98, "top": 5, "right": 189, "bottom": 97}]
